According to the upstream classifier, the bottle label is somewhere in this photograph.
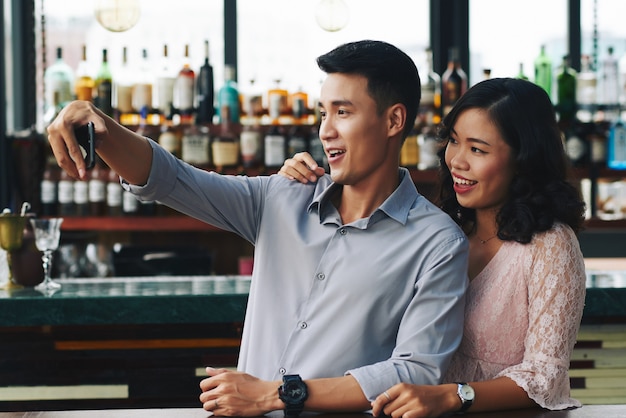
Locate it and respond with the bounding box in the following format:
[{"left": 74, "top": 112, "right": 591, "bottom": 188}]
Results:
[
  {"left": 107, "top": 182, "right": 123, "bottom": 207},
  {"left": 89, "top": 179, "right": 106, "bottom": 203},
  {"left": 41, "top": 179, "right": 57, "bottom": 204},
  {"left": 240, "top": 130, "right": 261, "bottom": 159},
  {"left": 174, "top": 76, "right": 195, "bottom": 111},
  {"left": 264, "top": 134, "right": 286, "bottom": 166},
  {"left": 132, "top": 83, "right": 153, "bottom": 111},
  {"left": 181, "top": 131, "right": 210, "bottom": 165},
  {"left": 58, "top": 180, "right": 74, "bottom": 204},
  {"left": 73, "top": 180, "right": 89, "bottom": 204},
  {"left": 114, "top": 84, "right": 134, "bottom": 113},
  {"left": 212, "top": 141, "right": 240, "bottom": 166},
  {"left": 159, "top": 131, "right": 179, "bottom": 155},
  {"left": 155, "top": 77, "right": 175, "bottom": 113},
  {"left": 123, "top": 190, "right": 139, "bottom": 213},
  {"left": 418, "top": 133, "right": 440, "bottom": 170}
]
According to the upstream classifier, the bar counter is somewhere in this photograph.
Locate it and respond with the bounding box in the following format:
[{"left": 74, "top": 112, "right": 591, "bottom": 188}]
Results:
[
  {"left": 1, "top": 265, "right": 625, "bottom": 410},
  {"left": 0, "top": 276, "right": 251, "bottom": 326},
  {"left": 1, "top": 405, "right": 626, "bottom": 418},
  {"left": 1, "top": 268, "right": 625, "bottom": 327}
]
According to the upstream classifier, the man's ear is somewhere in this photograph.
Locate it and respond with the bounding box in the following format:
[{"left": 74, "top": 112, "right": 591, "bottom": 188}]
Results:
[{"left": 388, "top": 104, "right": 406, "bottom": 137}]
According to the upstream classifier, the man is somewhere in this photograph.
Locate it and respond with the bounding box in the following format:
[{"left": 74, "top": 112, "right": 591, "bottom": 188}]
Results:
[{"left": 47, "top": 40, "right": 468, "bottom": 416}]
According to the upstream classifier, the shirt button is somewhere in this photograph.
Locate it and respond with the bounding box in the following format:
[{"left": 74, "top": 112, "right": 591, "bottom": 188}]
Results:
[
  {"left": 279, "top": 368, "right": 286, "bottom": 375},
  {"left": 339, "top": 228, "right": 347, "bottom": 235},
  {"left": 299, "top": 322, "right": 308, "bottom": 329},
  {"left": 317, "top": 273, "right": 325, "bottom": 281}
]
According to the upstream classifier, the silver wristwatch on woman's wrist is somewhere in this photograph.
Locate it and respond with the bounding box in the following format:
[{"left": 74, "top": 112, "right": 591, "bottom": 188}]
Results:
[{"left": 455, "top": 382, "right": 475, "bottom": 413}]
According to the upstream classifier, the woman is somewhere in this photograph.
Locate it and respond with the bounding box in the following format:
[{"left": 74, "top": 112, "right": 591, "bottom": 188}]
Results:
[{"left": 278, "top": 77, "right": 587, "bottom": 417}]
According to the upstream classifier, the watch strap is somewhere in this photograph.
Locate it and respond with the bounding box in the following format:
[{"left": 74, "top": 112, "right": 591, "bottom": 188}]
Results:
[{"left": 456, "top": 382, "right": 474, "bottom": 413}]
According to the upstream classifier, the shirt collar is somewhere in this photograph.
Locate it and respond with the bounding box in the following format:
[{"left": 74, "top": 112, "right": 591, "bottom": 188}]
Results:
[{"left": 308, "top": 168, "right": 420, "bottom": 226}]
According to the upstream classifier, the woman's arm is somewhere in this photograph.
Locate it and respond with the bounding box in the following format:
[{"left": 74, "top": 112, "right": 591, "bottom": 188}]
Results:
[{"left": 371, "top": 377, "right": 536, "bottom": 418}]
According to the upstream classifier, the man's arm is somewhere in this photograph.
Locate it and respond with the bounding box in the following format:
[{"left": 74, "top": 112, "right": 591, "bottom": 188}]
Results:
[
  {"left": 199, "top": 368, "right": 370, "bottom": 416},
  {"left": 46, "top": 100, "right": 153, "bottom": 185}
]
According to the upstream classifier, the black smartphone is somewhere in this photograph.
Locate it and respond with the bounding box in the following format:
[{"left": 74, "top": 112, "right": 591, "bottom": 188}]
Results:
[{"left": 75, "top": 121, "right": 96, "bottom": 170}]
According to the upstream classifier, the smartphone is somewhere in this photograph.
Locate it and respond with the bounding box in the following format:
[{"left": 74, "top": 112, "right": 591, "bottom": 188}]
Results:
[{"left": 75, "top": 121, "right": 96, "bottom": 170}]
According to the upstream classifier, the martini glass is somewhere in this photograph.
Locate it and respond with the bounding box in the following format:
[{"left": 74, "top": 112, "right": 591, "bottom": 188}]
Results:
[
  {"left": 0, "top": 214, "right": 27, "bottom": 290},
  {"left": 30, "top": 218, "right": 64, "bottom": 293}
]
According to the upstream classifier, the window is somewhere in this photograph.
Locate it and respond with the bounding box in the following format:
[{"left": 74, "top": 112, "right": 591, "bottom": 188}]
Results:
[
  {"left": 36, "top": 0, "right": 429, "bottom": 128},
  {"left": 469, "top": 0, "right": 567, "bottom": 93}
]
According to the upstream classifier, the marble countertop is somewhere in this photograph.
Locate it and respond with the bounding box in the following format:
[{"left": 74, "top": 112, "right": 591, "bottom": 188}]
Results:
[
  {"left": 0, "top": 276, "right": 251, "bottom": 327},
  {"left": 1, "top": 263, "right": 625, "bottom": 327}
]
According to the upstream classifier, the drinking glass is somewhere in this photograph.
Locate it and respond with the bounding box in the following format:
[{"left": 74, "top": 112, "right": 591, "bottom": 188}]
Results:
[
  {"left": 29, "top": 218, "right": 64, "bottom": 293},
  {"left": 0, "top": 214, "right": 27, "bottom": 290}
]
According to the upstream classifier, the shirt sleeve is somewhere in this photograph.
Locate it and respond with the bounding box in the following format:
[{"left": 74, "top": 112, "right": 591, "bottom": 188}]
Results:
[
  {"left": 495, "top": 224, "right": 586, "bottom": 410},
  {"left": 348, "top": 232, "right": 469, "bottom": 401}
]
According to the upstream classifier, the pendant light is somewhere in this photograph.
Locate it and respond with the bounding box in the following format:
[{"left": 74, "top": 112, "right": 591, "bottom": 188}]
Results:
[
  {"left": 316, "top": 0, "right": 350, "bottom": 32},
  {"left": 94, "top": 0, "right": 141, "bottom": 33}
]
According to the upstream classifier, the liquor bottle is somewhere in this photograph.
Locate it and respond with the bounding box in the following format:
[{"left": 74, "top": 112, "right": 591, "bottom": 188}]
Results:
[
  {"left": 153, "top": 44, "right": 176, "bottom": 120},
  {"left": 95, "top": 48, "right": 113, "bottom": 117},
  {"left": 441, "top": 47, "right": 467, "bottom": 117},
  {"left": 264, "top": 124, "right": 287, "bottom": 168},
  {"left": 565, "top": 122, "right": 590, "bottom": 167},
  {"left": 417, "top": 122, "right": 439, "bottom": 170},
  {"left": 88, "top": 158, "right": 108, "bottom": 217},
  {"left": 196, "top": 40, "right": 215, "bottom": 124},
  {"left": 158, "top": 117, "right": 182, "bottom": 158},
  {"left": 242, "top": 78, "right": 264, "bottom": 125},
  {"left": 73, "top": 174, "right": 89, "bottom": 217},
  {"left": 556, "top": 55, "right": 577, "bottom": 128},
  {"left": 576, "top": 54, "right": 597, "bottom": 123},
  {"left": 57, "top": 169, "right": 75, "bottom": 216},
  {"left": 418, "top": 47, "right": 442, "bottom": 127},
  {"left": 240, "top": 121, "right": 263, "bottom": 169},
  {"left": 217, "top": 64, "right": 240, "bottom": 124},
  {"left": 534, "top": 44, "right": 552, "bottom": 98},
  {"left": 400, "top": 126, "right": 419, "bottom": 168},
  {"left": 290, "top": 88, "right": 309, "bottom": 125},
  {"left": 173, "top": 44, "right": 195, "bottom": 124},
  {"left": 40, "top": 157, "right": 59, "bottom": 216},
  {"left": 113, "top": 46, "right": 135, "bottom": 124},
  {"left": 75, "top": 45, "right": 94, "bottom": 102},
  {"left": 287, "top": 102, "right": 308, "bottom": 157},
  {"left": 132, "top": 48, "right": 153, "bottom": 116},
  {"left": 608, "top": 117, "right": 626, "bottom": 169},
  {"left": 107, "top": 169, "right": 123, "bottom": 217},
  {"left": 44, "top": 46, "right": 74, "bottom": 114},
  {"left": 600, "top": 46, "right": 620, "bottom": 107},
  {"left": 122, "top": 190, "right": 139, "bottom": 216},
  {"left": 516, "top": 62, "right": 529, "bottom": 80},
  {"left": 307, "top": 126, "right": 327, "bottom": 170},
  {"left": 180, "top": 121, "right": 210, "bottom": 168},
  {"left": 212, "top": 106, "right": 240, "bottom": 170},
  {"left": 267, "top": 80, "right": 289, "bottom": 124}
]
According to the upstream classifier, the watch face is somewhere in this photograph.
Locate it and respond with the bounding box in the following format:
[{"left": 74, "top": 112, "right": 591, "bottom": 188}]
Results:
[
  {"left": 283, "top": 381, "right": 307, "bottom": 403},
  {"left": 460, "top": 384, "right": 475, "bottom": 401}
]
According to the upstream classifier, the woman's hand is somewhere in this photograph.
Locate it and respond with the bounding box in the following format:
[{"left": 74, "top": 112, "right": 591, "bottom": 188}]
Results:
[
  {"left": 278, "top": 152, "right": 325, "bottom": 183},
  {"left": 371, "top": 383, "right": 459, "bottom": 418}
]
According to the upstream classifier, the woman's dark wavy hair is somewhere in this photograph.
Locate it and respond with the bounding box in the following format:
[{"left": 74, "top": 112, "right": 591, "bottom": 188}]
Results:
[{"left": 436, "top": 77, "right": 586, "bottom": 243}]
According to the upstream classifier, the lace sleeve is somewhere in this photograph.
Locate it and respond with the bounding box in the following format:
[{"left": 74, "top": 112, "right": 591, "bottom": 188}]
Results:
[{"left": 495, "top": 223, "right": 586, "bottom": 410}]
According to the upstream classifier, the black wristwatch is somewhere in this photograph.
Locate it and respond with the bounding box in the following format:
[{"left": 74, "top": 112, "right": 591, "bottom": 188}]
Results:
[
  {"left": 278, "top": 374, "right": 308, "bottom": 417},
  {"left": 455, "top": 382, "right": 475, "bottom": 413}
]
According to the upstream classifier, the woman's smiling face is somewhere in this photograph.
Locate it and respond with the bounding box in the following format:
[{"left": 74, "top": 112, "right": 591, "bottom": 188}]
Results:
[{"left": 444, "top": 108, "right": 516, "bottom": 212}]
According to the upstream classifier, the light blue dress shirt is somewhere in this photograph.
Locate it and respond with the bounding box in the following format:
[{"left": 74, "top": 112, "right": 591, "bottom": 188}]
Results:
[{"left": 125, "top": 140, "right": 469, "bottom": 401}]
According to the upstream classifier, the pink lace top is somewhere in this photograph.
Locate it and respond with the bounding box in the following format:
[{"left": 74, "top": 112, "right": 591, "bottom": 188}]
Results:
[{"left": 443, "top": 223, "right": 586, "bottom": 410}]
